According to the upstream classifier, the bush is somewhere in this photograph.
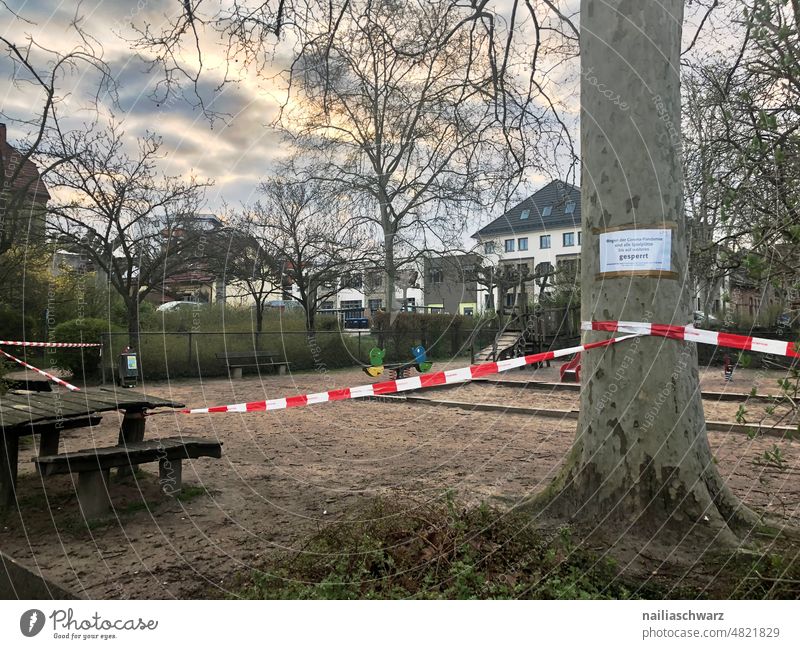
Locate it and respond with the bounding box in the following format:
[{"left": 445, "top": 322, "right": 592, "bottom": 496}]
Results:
[
  {"left": 234, "top": 495, "right": 640, "bottom": 599},
  {"left": 101, "top": 329, "right": 373, "bottom": 380},
  {"left": 370, "top": 311, "right": 471, "bottom": 360},
  {"left": 149, "top": 303, "right": 310, "bottom": 334},
  {"left": 51, "top": 318, "right": 120, "bottom": 377},
  {"left": 0, "top": 303, "right": 36, "bottom": 341}
]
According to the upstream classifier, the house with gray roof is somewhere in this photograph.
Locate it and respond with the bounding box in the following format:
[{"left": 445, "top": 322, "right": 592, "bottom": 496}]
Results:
[{"left": 471, "top": 179, "right": 582, "bottom": 310}]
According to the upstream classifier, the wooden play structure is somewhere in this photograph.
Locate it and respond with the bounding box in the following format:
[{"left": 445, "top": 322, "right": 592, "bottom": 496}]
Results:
[{"left": 473, "top": 304, "right": 580, "bottom": 365}]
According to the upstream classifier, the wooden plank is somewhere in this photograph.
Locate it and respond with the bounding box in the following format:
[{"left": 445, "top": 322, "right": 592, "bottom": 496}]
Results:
[
  {"left": 95, "top": 388, "right": 184, "bottom": 409},
  {"left": 56, "top": 389, "right": 182, "bottom": 411},
  {"left": 0, "top": 388, "right": 182, "bottom": 433},
  {"left": 0, "top": 404, "right": 35, "bottom": 428},
  {"left": 216, "top": 351, "right": 277, "bottom": 359},
  {"left": 1, "top": 392, "right": 97, "bottom": 422},
  {"left": 55, "top": 391, "right": 126, "bottom": 410},
  {"left": 35, "top": 437, "right": 222, "bottom": 476},
  {"left": 26, "top": 415, "right": 102, "bottom": 436},
  {"left": 0, "top": 396, "right": 55, "bottom": 419},
  {"left": 16, "top": 393, "right": 92, "bottom": 418},
  {"left": 227, "top": 362, "right": 288, "bottom": 368}
]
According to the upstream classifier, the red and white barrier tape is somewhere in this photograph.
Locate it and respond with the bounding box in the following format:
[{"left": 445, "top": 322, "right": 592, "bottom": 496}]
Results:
[
  {"left": 0, "top": 339, "right": 100, "bottom": 348},
  {"left": 0, "top": 349, "right": 81, "bottom": 391},
  {"left": 182, "top": 334, "right": 639, "bottom": 414},
  {"left": 583, "top": 321, "right": 800, "bottom": 359}
]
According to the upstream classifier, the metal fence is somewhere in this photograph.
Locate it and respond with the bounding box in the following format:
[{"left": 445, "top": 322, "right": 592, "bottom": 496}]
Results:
[{"left": 98, "top": 327, "right": 481, "bottom": 383}]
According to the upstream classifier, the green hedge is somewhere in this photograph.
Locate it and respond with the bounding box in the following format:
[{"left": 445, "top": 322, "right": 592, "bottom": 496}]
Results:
[
  {"left": 52, "top": 318, "right": 119, "bottom": 376},
  {"left": 102, "top": 330, "right": 376, "bottom": 380},
  {"left": 370, "top": 312, "right": 472, "bottom": 361},
  {"left": 0, "top": 304, "right": 35, "bottom": 341}
]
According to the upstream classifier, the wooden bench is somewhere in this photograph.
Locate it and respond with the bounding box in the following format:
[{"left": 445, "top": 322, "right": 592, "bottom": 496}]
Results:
[
  {"left": 215, "top": 351, "right": 290, "bottom": 379},
  {"left": 34, "top": 437, "right": 222, "bottom": 518}
]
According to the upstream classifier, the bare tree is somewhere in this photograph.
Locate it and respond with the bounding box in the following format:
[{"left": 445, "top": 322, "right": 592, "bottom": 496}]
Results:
[
  {"left": 229, "top": 178, "right": 373, "bottom": 331},
  {"left": 0, "top": 28, "right": 114, "bottom": 258},
  {"left": 283, "top": 0, "right": 552, "bottom": 316},
  {"left": 212, "top": 214, "right": 281, "bottom": 333},
  {"left": 47, "top": 126, "right": 212, "bottom": 348},
  {"left": 127, "top": 1, "right": 576, "bottom": 318},
  {"left": 682, "top": 0, "right": 800, "bottom": 314}
]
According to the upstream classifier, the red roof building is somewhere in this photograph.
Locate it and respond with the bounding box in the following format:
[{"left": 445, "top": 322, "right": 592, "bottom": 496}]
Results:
[{"left": 0, "top": 123, "right": 51, "bottom": 203}]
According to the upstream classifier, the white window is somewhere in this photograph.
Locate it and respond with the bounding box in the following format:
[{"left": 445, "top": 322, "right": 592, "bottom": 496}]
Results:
[
  {"left": 540, "top": 235, "right": 551, "bottom": 249},
  {"left": 505, "top": 239, "right": 515, "bottom": 253},
  {"left": 563, "top": 232, "right": 575, "bottom": 247}
]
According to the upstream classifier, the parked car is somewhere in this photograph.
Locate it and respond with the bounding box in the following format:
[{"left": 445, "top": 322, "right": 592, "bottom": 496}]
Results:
[
  {"left": 156, "top": 300, "right": 203, "bottom": 312},
  {"left": 776, "top": 312, "right": 798, "bottom": 331},
  {"left": 692, "top": 311, "right": 721, "bottom": 328},
  {"left": 266, "top": 300, "right": 302, "bottom": 311}
]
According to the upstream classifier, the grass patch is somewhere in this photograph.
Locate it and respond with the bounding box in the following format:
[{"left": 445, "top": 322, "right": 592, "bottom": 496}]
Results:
[
  {"left": 232, "top": 495, "right": 646, "bottom": 600},
  {"left": 176, "top": 485, "right": 212, "bottom": 502}
]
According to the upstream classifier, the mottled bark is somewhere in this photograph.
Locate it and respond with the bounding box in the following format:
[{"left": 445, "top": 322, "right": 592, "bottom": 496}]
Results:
[{"left": 540, "top": 0, "right": 757, "bottom": 542}]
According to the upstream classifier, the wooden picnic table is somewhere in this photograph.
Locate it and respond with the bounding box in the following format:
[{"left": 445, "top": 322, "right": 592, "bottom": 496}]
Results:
[{"left": 0, "top": 387, "right": 184, "bottom": 510}]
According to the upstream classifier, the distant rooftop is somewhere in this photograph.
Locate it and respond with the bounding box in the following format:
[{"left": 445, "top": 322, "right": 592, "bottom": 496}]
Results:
[
  {"left": 0, "top": 123, "right": 51, "bottom": 202},
  {"left": 472, "top": 179, "right": 580, "bottom": 239}
]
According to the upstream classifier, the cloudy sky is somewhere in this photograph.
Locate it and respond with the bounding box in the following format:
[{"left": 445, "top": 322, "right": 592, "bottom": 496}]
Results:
[
  {"left": 1, "top": 0, "right": 734, "bottom": 235},
  {"left": 2, "top": 0, "right": 297, "bottom": 212}
]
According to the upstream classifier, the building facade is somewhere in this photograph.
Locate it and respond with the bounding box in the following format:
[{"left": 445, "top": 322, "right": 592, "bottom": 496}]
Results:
[
  {"left": 471, "top": 180, "right": 582, "bottom": 311},
  {"left": 0, "top": 123, "right": 51, "bottom": 247},
  {"left": 423, "top": 254, "right": 479, "bottom": 315}
]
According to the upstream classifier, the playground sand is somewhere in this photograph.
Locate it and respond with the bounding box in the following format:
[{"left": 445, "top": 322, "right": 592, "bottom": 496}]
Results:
[{"left": 1, "top": 364, "right": 797, "bottom": 599}]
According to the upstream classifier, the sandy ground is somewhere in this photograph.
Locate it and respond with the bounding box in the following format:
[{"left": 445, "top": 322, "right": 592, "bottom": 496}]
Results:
[{"left": 1, "top": 364, "right": 798, "bottom": 599}]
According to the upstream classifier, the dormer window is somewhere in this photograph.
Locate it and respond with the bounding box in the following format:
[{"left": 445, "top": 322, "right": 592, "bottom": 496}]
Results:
[
  {"left": 565, "top": 201, "right": 576, "bottom": 214},
  {"left": 520, "top": 209, "right": 530, "bottom": 220},
  {"left": 541, "top": 206, "right": 552, "bottom": 217}
]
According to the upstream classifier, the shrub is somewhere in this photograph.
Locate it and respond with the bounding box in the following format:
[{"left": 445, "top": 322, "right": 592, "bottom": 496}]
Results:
[
  {"left": 109, "top": 329, "right": 372, "bottom": 380},
  {"left": 0, "top": 303, "right": 36, "bottom": 341},
  {"left": 149, "top": 303, "right": 309, "bottom": 334},
  {"left": 370, "top": 311, "right": 471, "bottom": 360},
  {"left": 51, "top": 318, "right": 120, "bottom": 377},
  {"left": 234, "top": 495, "right": 640, "bottom": 599}
]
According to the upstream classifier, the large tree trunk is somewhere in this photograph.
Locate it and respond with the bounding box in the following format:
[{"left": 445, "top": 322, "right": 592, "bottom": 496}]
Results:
[{"left": 540, "top": 0, "right": 756, "bottom": 544}]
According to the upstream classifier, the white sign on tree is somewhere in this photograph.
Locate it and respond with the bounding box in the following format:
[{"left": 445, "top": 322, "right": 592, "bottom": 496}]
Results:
[{"left": 599, "top": 228, "right": 672, "bottom": 275}]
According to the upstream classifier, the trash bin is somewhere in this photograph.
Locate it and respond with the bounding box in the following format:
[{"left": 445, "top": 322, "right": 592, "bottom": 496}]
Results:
[{"left": 118, "top": 347, "right": 139, "bottom": 388}]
